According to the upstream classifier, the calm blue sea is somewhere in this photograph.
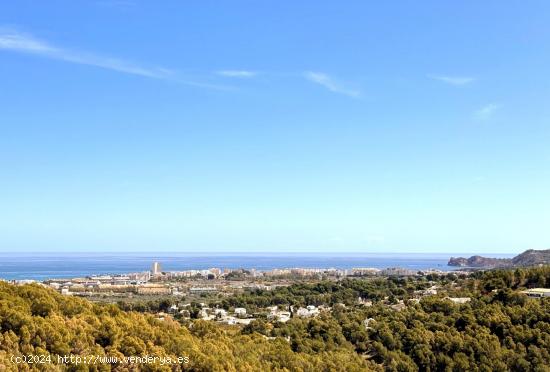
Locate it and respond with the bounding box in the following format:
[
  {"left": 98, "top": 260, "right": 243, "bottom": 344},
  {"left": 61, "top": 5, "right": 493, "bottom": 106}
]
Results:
[{"left": 0, "top": 252, "right": 515, "bottom": 281}]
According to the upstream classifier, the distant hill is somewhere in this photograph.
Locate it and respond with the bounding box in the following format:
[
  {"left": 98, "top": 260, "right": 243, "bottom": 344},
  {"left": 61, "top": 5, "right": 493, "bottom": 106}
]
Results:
[
  {"left": 448, "top": 249, "right": 550, "bottom": 268},
  {"left": 511, "top": 249, "right": 550, "bottom": 266},
  {"left": 448, "top": 255, "right": 511, "bottom": 268}
]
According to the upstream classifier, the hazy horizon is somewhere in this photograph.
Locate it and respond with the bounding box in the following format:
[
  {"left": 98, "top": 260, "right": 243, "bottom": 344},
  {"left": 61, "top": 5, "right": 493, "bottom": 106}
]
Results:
[{"left": 0, "top": 249, "right": 525, "bottom": 257}]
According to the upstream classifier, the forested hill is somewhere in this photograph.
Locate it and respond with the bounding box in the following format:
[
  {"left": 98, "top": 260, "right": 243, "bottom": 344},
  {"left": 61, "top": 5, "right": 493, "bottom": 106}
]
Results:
[
  {"left": 512, "top": 249, "right": 550, "bottom": 266},
  {"left": 449, "top": 248, "right": 550, "bottom": 268},
  {"left": 0, "top": 281, "right": 369, "bottom": 371},
  {"left": 1, "top": 266, "right": 550, "bottom": 371}
]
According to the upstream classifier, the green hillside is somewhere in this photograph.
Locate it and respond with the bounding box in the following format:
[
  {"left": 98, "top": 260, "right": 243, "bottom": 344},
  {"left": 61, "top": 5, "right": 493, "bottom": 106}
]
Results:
[
  {"left": 1, "top": 266, "right": 550, "bottom": 371},
  {"left": 0, "top": 281, "right": 368, "bottom": 371}
]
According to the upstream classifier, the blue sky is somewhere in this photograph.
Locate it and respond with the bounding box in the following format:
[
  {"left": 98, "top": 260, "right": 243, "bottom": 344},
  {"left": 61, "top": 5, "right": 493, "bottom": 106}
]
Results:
[{"left": 0, "top": 1, "right": 549, "bottom": 254}]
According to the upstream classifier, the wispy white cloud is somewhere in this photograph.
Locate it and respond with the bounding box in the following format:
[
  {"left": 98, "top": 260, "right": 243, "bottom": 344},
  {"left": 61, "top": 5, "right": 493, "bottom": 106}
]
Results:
[
  {"left": 0, "top": 28, "right": 238, "bottom": 90},
  {"left": 0, "top": 30, "right": 55, "bottom": 53},
  {"left": 429, "top": 74, "right": 475, "bottom": 86},
  {"left": 0, "top": 29, "right": 239, "bottom": 90},
  {"left": 474, "top": 103, "right": 501, "bottom": 120},
  {"left": 216, "top": 70, "right": 258, "bottom": 78},
  {"left": 0, "top": 29, "right": 172, "bottom": 79},
  {"left": 303, "top": 71, "right": 360, "bottom": 98},
  {"left": 1, "top": 29, "right": 368, "bottom": 94}
]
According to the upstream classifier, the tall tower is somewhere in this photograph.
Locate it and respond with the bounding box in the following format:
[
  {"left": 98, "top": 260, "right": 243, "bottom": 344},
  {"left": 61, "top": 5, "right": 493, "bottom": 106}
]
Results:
[{"left": 151, "top": 262, "right": 162, "bottom": 276}]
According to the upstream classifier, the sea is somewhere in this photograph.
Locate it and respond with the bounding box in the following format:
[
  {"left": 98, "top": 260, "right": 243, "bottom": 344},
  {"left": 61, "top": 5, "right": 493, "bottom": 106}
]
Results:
[{"left": 0, "top": 252, "right": 515, "bottom": 281}]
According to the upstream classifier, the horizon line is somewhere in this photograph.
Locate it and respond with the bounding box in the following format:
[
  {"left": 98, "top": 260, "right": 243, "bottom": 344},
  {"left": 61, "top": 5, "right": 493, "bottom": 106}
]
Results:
[{"left": 0, "top": 250, "right": 520, "bottom": 256}]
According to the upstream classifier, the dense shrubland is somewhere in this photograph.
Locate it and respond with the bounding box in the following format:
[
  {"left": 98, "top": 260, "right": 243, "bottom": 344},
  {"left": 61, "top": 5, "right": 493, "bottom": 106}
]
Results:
[
  {"left": 0, "top": 281, "right": 369, "bottom": 371},
  {"left": 0, "top": 266, "right": 549, "bottom": 371}
]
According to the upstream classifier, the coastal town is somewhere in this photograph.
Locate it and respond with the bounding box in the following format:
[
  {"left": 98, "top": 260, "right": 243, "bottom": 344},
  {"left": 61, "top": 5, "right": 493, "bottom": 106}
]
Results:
[
  {"left": 1, "top": 261, "right": 549, "bottom": 370},
  {"left": 3, "top": 261, "right": 473, "bottom": 325},
  {"left": 4, "top": 260, "right": 548, "bottom": 333},
  {"left": 8, "top": 261, "right": 453, "bottom": 298}
]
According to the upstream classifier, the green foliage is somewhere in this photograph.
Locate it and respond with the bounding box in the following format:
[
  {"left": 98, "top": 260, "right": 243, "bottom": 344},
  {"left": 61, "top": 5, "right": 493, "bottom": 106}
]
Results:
[
  {"left": 1, "top": 266, "right": 550, "bottom": 371},
  {"left": 0, "top": 282, "right": 369, "bottom": 371},
  {"left": 237, "top": 266, "right": 550, "bottom": 371},
  {"left": 218, "top": 277, "right": 423, "bottom": 312}
]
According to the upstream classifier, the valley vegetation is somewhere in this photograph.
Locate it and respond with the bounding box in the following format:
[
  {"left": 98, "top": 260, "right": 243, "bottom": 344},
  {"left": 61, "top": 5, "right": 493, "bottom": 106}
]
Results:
[{"left": 0, "top": 266, "right": 549, "bottom": 371}]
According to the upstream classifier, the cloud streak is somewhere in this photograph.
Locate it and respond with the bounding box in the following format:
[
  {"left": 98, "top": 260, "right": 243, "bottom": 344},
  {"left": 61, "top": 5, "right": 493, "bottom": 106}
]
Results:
[
  {"left": 429, "top": 74, "right": 475, "bottom": 86},
  {"left": 216, "top": 70, "right": 258, "bottom": 78},
  {"left": 474, "top": 103, "right": 501, "bottom": 120},
  {"left": 0, "top": 29, "right": 174, "bottom": 79},
  {"left": 1, "top": 30, "right": 366, "bottom": 95},
  {"left": 303, "top": 71, "right": 360, "bottom": 97}
]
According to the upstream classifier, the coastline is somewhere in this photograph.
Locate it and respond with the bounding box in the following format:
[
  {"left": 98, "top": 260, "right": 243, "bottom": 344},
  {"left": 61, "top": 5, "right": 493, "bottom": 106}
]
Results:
[{"left": 0, "top": 252, "right": 515, "bottom": 281}]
